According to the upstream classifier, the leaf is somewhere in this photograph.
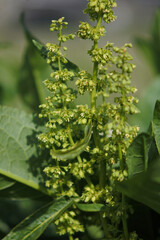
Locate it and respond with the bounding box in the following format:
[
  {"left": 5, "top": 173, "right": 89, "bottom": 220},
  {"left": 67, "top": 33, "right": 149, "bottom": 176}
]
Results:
[
  {"left": 2, "top": 197, "right": 73, "bottom": 240},
  {"left": 117, "top": 156, "right": 160, "bottom": 214},
  {"left": 135, "top": 9, "right": 160, "bottom": 75},
  {"left": 0, "top": 106, "right": 52, "bottom": 196},
  {"left": 135, "top": 38, "right": 156, "bottom": 73},
  {"left": 0, "top": 182, "right": 51, "bottom": 201},
  {"left": 130, "top": 76, "right": 160, "bottom": 132},
  {"left": 152, "top": 100, "right": 160, "bottom": 154},
  {"left": 76, "top": 203, "right": 107, "bottom": 212},
  {"left": 18, "top": 13, "right": 51, "bottom": 111},
  {"left": 51, "top": 121, "right": 92, "bottom": 160},
  {"left": 151, "top": 9, "right": 160, "bottom": 74},
  {"left": 87, "top": 225, "right": 104, "bottom": 239},
  {"left": 33, "top": 39, "right": 80, "bottom": 75},
  {"left": 126, "top": 133, "right": 152, "bottom": 177},
  {"left": 0, "top": 174, "right": 15, "bottom": 190}
]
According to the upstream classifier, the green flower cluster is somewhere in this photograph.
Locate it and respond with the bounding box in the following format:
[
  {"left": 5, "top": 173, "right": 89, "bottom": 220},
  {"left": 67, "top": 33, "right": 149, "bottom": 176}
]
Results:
[
  {"left": 84, "top": 0, "right": 117, "bottom": 23},
  {"left": 38, "top": 1, "right": 141, "bottom": 239}
]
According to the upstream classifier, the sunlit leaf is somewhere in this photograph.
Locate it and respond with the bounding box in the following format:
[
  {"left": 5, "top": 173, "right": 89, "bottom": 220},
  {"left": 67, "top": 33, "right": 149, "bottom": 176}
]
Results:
[{"left": 0, "top": 106, "right": 52, "bottom": 196}]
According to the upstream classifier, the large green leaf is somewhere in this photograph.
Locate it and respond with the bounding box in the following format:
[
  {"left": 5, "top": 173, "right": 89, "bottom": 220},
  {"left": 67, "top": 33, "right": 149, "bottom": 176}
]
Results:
[
  {"left": 0, "top": 174, "right": 15, "bottom": 190},
  {"left": 126, "top": 133, "right": 152, "bottom": 177},
  {"left": 0, "top": 106, "right": 52, "bottom": 196},
  {"left": 2, "top": 197, "right": 73, "bottom": 240},
  {"left": 118, "top": 157, "right": 160, "bottom": 214},
  {"left": 33, "top": 40, "right": 80, "bottom": 76},
  {"left": 152, "top": 100, "right": 160, "bottom": 154},
  {"left": 51, "top": 121, "right": 92, "bottom": 160}
]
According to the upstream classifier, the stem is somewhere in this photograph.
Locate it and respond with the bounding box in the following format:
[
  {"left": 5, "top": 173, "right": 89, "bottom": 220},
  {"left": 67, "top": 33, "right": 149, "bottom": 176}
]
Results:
[
  {"left": 89, "top": 13, "right": 109, "bottom": 239},
  {"left": 118, "top": 143, "right": 129, "bottom": 240},
  {"left": 69, "top": 235, "right": 73, "bottom": 240},
  {"left": 99, "top": 213, "right": 110, "bottom": 239},
  {"left": 122, "top": 194, "right": 129, "bottom": 240}
]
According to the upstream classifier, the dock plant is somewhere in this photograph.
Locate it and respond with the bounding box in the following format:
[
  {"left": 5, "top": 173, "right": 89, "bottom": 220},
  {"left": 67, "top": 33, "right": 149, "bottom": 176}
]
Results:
[
  {"left": 4, "top": 1, "right": 160, "bottom": 240},
  {"left": 37, "top": 0, "right": 139, "bottom": 239}
]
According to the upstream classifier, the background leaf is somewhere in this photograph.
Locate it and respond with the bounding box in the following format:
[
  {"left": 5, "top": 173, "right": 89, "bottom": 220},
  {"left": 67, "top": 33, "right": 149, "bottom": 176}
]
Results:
[
  {"left": 0, "top": 175, "right": 15, "bottom": 190},
  {"left": 0, "top": 182, "right": 51, "bottom": 201},
  {"left": 130, "top": 76, "right": 160, "bottom": 132},
  {"left": 18, "top": 13, "right": 51, "bottom": 111},
  {"left": 118, "top": 157, "right": 160, "bottom": 214},
  {"left": 0, "top": 106, "right": 52, "bottom": 196},
  {"left": 2, "top": 197, "right": 73, "bottom": 240},
  {"left": 135, "top": 9, "right": 160, "bottom": 75},
  {"left": 152, "top": 100, "right": 160, "bottom": 154},
  {"left": 126, "top": 133, "right": 152, "bottom": 177},
  {"left": 33, "top": 40, "right": 80, "bottom": 76}
]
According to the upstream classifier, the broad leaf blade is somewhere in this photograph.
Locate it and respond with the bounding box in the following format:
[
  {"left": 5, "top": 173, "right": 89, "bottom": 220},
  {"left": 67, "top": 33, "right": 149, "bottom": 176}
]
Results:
[
  {"left": 126, "top": 133, "right": 152, "bottom": 177},
  {"left": 0, "top": 174, "right": 15, "bottom": 190},
  {"left": 118, "top": 157, "right": 160, "bottom": 214},
  {"left": 33, "top": 39, "right": 80, "bottom": 75},
  {"left": 152, "top": 100, "right": 160, "bottom": 154},
  {"left": 3, "top": 197, "right": 73, "bottom": 240},
  {"left": 0, "top": 106, "right": 52, "bottom": 196},
  {"left": 51, "top": 121, "right": 92, "bottom": 160}
]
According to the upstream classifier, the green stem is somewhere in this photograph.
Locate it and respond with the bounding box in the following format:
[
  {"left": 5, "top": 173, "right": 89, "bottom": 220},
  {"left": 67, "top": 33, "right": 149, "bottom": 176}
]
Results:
[
  {"left": 99, "top": 159, "right": 106, "bottom": 189},
  {"left": 99, "top": 213, "right": 109, "bottom": 239},
  {"left": 118, "top": 143, "right": 129, "bottom": 240},
  {"left": 69, "top": 235, "right": 73, "bottom": 240},
  {"left": 89, "top": 13, "right": 109, "bottom": 239}
]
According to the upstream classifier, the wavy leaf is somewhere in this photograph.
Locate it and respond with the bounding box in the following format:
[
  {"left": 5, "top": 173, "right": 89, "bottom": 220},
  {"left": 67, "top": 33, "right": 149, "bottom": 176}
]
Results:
[
  {"left": 51, "top": 121, "right": 92, "bottom": 160},
  {"left": 2, "top": 197, "right": 73, "bottom": 240}
]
